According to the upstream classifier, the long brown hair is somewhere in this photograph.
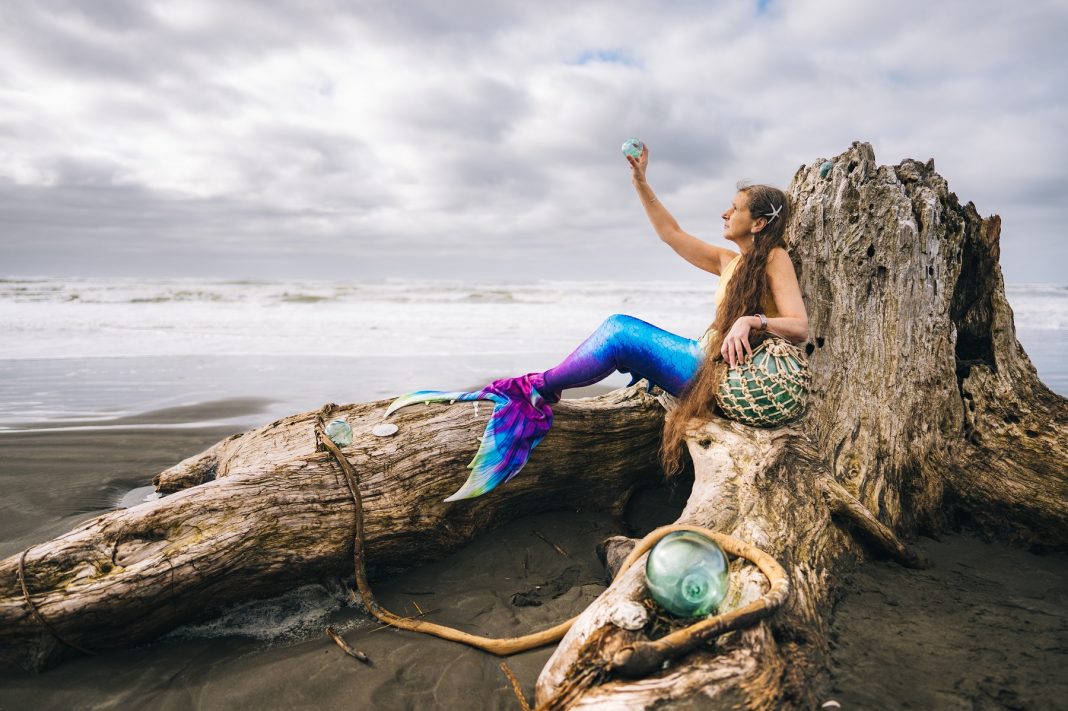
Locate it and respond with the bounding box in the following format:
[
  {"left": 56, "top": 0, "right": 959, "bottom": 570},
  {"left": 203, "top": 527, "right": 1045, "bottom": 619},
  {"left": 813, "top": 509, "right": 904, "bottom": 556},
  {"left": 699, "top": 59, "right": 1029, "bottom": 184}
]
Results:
[{"left": 659, "top": 183, "right": 791, "bottom": 477}]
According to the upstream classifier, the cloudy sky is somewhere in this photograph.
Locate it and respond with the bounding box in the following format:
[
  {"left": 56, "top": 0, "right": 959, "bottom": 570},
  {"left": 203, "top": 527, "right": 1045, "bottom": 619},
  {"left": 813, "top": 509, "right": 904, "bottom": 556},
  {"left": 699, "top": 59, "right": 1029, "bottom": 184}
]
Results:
[{"left": 1, "top": 0, "right": 1065, "bottom": 283}]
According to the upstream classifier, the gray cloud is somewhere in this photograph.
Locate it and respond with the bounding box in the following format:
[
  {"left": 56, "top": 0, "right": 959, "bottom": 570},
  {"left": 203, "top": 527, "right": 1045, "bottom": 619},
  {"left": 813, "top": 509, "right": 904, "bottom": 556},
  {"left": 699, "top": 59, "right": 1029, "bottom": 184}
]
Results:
[{"left": 1, "top": 0, "right": 1065, "bottom": 283}]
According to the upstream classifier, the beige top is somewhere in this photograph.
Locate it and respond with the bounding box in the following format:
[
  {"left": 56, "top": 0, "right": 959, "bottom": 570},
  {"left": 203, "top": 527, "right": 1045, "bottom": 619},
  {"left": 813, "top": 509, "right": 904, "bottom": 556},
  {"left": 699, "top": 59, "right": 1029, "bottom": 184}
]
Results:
[{"left": 698, "top": 254, "right": 781, "bottom": 355}]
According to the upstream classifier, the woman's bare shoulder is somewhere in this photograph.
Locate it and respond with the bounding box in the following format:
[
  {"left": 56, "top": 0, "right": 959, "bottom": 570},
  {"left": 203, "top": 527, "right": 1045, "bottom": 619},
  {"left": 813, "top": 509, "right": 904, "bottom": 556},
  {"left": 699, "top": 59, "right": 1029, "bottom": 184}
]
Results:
[
  {"left": 767, "top": 247, "right": 796, "bottom": 269},
  {"left": 720, "top": 249, "right": 741, "bottom": 273}
]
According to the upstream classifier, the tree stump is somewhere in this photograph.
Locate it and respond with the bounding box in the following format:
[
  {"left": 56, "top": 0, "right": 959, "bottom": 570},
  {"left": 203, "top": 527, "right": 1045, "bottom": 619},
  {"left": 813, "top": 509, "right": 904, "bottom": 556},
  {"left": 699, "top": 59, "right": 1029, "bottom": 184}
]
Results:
[{"left": 534, "top": 142, "right": 1068, "bottom": 708}]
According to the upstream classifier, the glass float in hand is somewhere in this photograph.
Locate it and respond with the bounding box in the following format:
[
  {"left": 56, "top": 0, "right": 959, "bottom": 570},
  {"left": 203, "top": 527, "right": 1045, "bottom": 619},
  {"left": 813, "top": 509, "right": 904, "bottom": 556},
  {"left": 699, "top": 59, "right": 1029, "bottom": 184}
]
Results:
[
  {"left": 645, "top": 530, "right": 730, "bottom": 618},
  {"left": 621, "top": 137, "right": 644, "bottom": 159}
]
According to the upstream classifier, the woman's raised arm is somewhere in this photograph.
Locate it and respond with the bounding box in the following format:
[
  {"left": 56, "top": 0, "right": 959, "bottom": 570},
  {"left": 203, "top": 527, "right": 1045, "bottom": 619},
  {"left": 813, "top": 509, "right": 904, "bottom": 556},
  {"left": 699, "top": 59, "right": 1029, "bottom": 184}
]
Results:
[{"left": 627, "top": 146, "right": 737, "bottom": 276}]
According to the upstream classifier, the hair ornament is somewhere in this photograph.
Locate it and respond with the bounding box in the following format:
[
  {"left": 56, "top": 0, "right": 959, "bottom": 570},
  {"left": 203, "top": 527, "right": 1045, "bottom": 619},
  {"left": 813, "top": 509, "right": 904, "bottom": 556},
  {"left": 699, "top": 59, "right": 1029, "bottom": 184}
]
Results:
[{"left": 764, "top": 203, "right": 782, "bottom": 224}]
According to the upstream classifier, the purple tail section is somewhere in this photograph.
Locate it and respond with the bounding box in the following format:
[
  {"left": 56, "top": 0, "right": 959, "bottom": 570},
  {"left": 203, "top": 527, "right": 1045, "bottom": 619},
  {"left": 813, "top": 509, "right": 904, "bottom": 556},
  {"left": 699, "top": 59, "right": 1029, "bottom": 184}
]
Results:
[
  {"left": 446, "top": 372, "right": 556, "bottom": 501},
  {"left": 385, "top": 373, "right": 557, "bottom": 502}
]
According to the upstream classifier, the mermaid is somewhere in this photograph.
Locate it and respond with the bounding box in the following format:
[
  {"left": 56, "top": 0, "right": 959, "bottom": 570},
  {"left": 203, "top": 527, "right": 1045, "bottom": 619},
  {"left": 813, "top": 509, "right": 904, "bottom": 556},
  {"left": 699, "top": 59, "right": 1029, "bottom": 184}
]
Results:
[{"left": 386, "top": 144, "right": 810, "bottom": 501}]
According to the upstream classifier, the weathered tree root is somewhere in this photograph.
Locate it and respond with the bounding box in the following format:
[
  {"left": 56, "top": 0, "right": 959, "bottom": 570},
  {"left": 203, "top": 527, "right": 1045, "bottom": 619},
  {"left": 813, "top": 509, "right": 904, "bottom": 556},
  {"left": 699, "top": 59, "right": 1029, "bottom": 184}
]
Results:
[
  {"left": 319, "top": 409, "right": 790, "bottom": 688},
  {"left": 536, "top": 422, "right": 830, "bottom": 710},
  {"left": 536, "top": 521, "right": 791, "bottom": 711},
  {"left": 818, "top": 477, "right": 928, "bottom": 568}
]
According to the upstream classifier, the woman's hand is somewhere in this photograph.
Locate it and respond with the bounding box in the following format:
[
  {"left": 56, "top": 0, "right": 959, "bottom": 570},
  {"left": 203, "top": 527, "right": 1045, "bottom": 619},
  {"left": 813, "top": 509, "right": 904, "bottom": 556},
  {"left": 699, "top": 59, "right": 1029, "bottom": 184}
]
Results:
[
  {"left": 626, "top": 144, "right": 649, "bottom": 183},
  {"left": 721, "top": 317, "right": 756, "bottom": 367}
]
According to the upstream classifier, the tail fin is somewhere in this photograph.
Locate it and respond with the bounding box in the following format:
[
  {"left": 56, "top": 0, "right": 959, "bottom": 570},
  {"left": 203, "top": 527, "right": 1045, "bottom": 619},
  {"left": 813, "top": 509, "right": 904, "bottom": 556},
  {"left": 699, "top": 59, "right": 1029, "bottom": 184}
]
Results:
[
  {"left": 384, "top": 374, "right": 554, "bottom": 502},
  {"left": 384, "top": 390, "right": 481, "bottom": 418}
]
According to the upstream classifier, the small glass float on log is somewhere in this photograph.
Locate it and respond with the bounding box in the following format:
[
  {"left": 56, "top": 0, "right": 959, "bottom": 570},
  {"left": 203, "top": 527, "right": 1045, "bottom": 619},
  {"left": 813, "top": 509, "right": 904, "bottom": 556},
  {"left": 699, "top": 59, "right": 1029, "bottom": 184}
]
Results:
[{"left": 325, "top": 418, "right": 353, "bottom": 447}]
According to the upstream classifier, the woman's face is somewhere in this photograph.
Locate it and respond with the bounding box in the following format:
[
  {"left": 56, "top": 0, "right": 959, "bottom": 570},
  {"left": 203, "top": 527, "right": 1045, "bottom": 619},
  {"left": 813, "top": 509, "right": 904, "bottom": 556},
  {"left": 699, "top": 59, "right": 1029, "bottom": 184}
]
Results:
[{"left": 721, "top": 191, "right": 762, "bottom": 243}]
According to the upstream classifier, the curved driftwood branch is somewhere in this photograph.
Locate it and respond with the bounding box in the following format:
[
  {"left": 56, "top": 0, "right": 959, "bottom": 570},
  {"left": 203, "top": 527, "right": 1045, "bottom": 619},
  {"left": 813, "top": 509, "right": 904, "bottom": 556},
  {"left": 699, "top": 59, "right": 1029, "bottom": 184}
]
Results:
[{"left": 605, "top": 525, "right": 789, "bottom": 680}]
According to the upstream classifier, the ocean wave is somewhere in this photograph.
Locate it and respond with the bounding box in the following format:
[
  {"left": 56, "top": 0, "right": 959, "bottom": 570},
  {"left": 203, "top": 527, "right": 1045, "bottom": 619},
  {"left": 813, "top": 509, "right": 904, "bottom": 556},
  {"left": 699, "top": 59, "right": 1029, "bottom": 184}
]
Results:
[
  {"left": 0, "top": 277, "right": 1063, "bottom": 360},
  {"left": 2, "top": 276, "right": 1056, "bottom": 312},
  {"left": 0, "top": 276, "right": 718, "bottom": 309},
  {"left": 1005, "top": 285, "right": 1068, "bottom": 330}
]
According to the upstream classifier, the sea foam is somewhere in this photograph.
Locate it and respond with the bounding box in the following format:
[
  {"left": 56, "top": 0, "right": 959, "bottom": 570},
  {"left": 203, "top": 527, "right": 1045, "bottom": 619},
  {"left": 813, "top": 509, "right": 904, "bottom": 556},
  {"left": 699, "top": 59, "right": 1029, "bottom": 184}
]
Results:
[{"left": 1, "top": 277, "right": 1062, "bottom": 361}]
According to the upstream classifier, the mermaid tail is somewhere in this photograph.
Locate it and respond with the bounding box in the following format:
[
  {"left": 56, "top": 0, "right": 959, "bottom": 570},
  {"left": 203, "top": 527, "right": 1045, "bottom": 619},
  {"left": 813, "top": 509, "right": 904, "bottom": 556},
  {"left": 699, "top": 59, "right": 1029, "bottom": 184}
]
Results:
[
  {"left": 385, "top": 315, "right": 703, "bottom": 503},
  {"left": 385, "top": 373, "right": 555, "bottom": 502}
]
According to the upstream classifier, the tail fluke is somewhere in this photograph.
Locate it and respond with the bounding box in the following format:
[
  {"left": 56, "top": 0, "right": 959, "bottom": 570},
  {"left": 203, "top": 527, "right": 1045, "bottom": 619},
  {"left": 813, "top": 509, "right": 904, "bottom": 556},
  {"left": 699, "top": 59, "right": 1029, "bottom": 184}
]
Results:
[
  {"left": 384, "top": 374, "right": 555, "bottom": 502},
  {"left": 384, "top": 390, "right": 481, "bottom": 418}
]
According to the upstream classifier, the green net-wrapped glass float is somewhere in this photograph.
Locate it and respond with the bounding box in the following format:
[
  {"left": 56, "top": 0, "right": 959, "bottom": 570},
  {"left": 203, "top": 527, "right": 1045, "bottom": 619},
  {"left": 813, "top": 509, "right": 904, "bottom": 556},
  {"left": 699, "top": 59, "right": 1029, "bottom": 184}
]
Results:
[
  {"left": 645, "top": 531, "right": 730, "bottom": 618},
  {"left": 717, "top": 337, "right": 811, "bottom": 427},
  {"left": 325, "top": 418, "right": 353, "bottom": 447}
]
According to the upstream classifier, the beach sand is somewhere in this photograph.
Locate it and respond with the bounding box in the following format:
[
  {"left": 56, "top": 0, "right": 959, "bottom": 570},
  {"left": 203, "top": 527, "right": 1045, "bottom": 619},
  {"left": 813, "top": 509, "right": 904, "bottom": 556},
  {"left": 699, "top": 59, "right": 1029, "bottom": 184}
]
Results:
[
  {"left": 1, "top": 396, "right": 1066, "bottom": 709},
  {"left": 822, "top": 536, "right": 1068, "bottom": 709},
  {"left": 0, "top": 389, "right": 689, "bottom": 709},
  {"left": 0, "top": 419, "right": 250, "bottom": 559},
  {"left": 0, "top": 510, "right": 630, "bottom": 709}
]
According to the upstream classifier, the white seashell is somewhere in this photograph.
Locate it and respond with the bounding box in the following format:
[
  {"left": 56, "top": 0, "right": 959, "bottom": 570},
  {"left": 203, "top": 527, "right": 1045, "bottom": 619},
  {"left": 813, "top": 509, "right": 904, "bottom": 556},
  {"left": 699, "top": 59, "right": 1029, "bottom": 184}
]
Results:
[
  {"left": 372, "top": 423, "right": 399, "bottom": 437},
  {"left": 608, "top": 601, "right": 650, "bottom": 631},
  {"left": 821, "top": 702, "right": 841, "bottom": 709}
]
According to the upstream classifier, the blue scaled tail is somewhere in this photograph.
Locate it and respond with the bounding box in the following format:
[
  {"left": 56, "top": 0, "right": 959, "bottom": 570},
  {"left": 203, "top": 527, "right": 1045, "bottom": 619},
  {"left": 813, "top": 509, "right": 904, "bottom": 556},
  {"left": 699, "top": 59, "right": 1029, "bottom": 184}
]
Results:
[{"left": 383, "top": 373, "right": 555, "bottom": 502}]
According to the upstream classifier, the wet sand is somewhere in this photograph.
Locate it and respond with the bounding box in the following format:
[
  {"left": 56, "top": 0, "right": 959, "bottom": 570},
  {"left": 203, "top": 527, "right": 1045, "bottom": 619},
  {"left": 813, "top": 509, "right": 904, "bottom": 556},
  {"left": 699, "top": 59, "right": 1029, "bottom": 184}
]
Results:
[
  {"left": 0, "top": 511, "right": 627, "bottom": 709},
  {"left": 823, "top": 536, "right": 1068, "bottom": 710},
  {"left": 1, "top": 397, "right": 1066, "bottom": 710},
  {"left": 0, "top": 420, "right": 249, "bottom": 559}
]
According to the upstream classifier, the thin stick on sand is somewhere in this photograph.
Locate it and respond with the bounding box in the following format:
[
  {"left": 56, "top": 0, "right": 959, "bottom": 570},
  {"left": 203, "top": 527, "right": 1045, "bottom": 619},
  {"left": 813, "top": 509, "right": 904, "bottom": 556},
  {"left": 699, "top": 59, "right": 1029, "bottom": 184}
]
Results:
[
  {"left": 325, "top": 626, "right": 371, "bottom": 665},
  {"left": 499, "top": 660, "right": 532, "bottom": 711},
  {"left": 532, "top": 529, "right": 569, "bottom": 557}
]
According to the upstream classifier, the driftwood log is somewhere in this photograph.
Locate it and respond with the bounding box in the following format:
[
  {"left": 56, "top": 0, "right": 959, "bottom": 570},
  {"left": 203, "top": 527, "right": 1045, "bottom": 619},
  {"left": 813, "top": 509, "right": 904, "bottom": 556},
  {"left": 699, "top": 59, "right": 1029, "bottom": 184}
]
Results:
[
  {"left": 0, "top": 389, "right": 666, "bottom": 671},
  {"left": 2, "top": 141, "right": 1066, "bottom": 710}
]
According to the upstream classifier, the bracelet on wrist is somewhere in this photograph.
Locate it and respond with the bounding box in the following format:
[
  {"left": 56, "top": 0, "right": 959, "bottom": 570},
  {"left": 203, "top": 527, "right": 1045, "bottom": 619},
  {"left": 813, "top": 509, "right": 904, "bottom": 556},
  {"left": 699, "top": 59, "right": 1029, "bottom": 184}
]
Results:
[{"left": 755, "top": 313, "right": 768, "bottom": 331}]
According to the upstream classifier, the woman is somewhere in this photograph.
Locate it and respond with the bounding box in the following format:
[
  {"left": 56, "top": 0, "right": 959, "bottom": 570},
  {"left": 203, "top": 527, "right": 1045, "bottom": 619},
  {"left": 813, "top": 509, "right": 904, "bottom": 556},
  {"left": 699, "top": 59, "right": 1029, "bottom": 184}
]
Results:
[
  {"left": 627, "top": 146, "right": 809, "bottom": 477},
  {"left": 386, "top": 144, "right": 808, "bottom": 501}
]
